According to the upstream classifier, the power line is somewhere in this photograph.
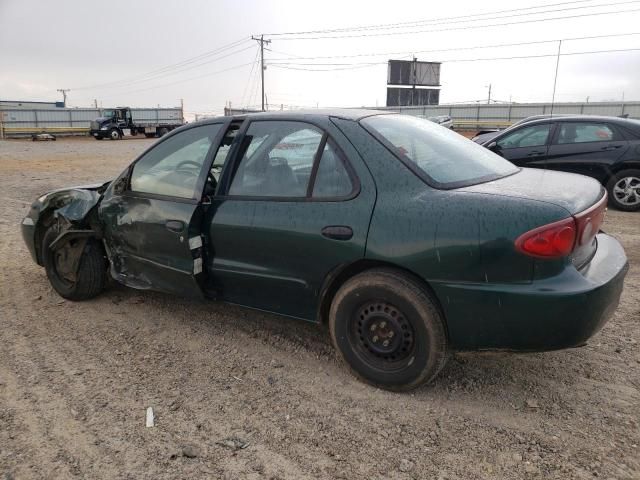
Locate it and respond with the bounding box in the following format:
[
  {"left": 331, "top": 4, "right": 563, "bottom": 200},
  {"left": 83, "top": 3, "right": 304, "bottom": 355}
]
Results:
[
  {"left": 268, "top": 47, "right": 640, "bottom": 71},
  {"left": 264, "top": 0, "right": 601, "bottom": 36},
  {"left": 88, "top": 61, "right": 257, "bottom": 98},
  {"left": 267, "top": 32, "right": 640, "bottom": 62},
  {"left": 271, "top": 6, "right": 640, "bottom": 40},
  {"left": 72, "top": 37, "right": 252, "bottom": 91},
  {"left": 240, "top": 47, "right": 261, "bottom": 108}
]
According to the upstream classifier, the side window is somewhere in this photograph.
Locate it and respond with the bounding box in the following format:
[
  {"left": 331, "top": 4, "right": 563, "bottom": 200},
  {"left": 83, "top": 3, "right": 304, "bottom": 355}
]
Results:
[
  {"left": 497, "top": 124, "right": 551, "bottom": 149},
  {"left": 228, "top": 121, "right": 323, "bottom": 197},
  {"left": 312, "top": 141, "right": 354, "bottom": 198},
  {"left": 130, "top": 124, "right": 221, "bottom": 199},
  {"left": 557, "top": 123, "right": 615, "bottom": 144}
]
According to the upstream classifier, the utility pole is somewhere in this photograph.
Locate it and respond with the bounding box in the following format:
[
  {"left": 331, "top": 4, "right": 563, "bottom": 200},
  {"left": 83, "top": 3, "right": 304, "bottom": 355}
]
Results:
[
  {"left": 180, "top": 98, "right": 184, "bottom": 123},
  {"left": 550, "top": 39, "right": 562, "bottom": 117},
  {"left": 93, "top": 99, "right": 98, "bottom": 109},
  {"left": 57, "top": 89, "right": 70, "bottom": 107},
  {"left": 486, "top": 84, "right": 492, "bottom": 104},
  {"left": 252, "top": 35, "right": 271, "bottom": 111}
]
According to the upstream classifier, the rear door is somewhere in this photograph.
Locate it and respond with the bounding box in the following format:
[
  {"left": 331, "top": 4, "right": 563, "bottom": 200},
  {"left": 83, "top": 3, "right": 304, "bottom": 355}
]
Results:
[
  {"left": 544, "top": 121, "right": 628, "bottom": 181},
  {"left": 99, "top": 121, "right": 229, "bottom": 297},
  {"left": 490, "top": 122, "right": 554, "bottom": 167},
  {"left": 206, "top": 117, "right": 376, "bottom": 320}
]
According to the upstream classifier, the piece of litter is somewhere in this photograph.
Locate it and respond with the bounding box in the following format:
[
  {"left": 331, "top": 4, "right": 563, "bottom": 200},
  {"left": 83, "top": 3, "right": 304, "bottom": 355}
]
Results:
[
  {"left": 216, "top": 437, "right": 249, "bottom": 450},
  {"left": 146, "top": 407, "right": 154, "bottom": 427}
]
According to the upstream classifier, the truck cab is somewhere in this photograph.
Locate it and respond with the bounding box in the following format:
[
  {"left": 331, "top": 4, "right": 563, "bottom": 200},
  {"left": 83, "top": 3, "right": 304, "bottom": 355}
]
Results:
[
  {"left": 89, "top": 106, "right": 181, "bottom": 140},
  {"left": 90, "top": 108, "right": 134, "bottom": 140}
]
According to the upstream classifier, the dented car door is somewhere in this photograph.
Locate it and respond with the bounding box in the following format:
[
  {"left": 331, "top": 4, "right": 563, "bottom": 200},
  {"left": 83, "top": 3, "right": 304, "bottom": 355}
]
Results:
[{"left": 99, "top": 121, "right": 229, "bottom": 297}]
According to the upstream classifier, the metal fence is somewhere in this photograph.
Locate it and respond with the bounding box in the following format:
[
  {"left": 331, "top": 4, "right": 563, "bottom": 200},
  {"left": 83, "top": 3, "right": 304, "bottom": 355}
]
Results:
[
  {"left": 368, "top": 101, "right": 640, "bottom": 129},
  {"left": 0, "top": 107, "right": 184, "bottom": 138}
]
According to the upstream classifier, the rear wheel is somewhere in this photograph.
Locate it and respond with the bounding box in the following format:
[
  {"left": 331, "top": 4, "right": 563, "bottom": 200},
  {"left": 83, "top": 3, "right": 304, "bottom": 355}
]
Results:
[
  {"left": 42, "top": 227, "right": 107, "bottom": 300},
  {"left": 108, "top": 128, "right": 122, "bottom": 140},
  {"left": 607, "top": 169, "right": 640, "bottom": 211},
  {"left": 158, "top": 127, "right": 169, "bottom": 137},
  {"left": 329, "top": 268, "right": 448, "bottom": 391}
]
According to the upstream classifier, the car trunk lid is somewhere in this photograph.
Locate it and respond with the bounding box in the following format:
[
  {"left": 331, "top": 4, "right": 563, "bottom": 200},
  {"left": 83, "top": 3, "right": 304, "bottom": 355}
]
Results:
[
  {"left": 460, "top": 168, "right": 607, "bottom": 269},
  {"left": 459, "top": 168, "right": 604, "bottom": 215}
]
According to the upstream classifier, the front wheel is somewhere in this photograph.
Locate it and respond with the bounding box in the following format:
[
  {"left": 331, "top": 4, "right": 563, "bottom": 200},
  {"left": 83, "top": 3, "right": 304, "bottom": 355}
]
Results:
[
  {"left": 42, "top": 227, "right": 107, "bottom": 300},
  {"left": 606, "top": 169, "right": 640, "bottom": 211},
  {"left": 108, "top": 128, "right": 122, "bottom": 140},
  {"left": 329, "top": 268, "right": 448, "bottom": 391}
]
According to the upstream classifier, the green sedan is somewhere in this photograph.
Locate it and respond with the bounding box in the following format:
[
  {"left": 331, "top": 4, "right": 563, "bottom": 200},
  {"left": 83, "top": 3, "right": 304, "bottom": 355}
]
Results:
[{"left": 21, "top": 110, "right": 628, "bottom": 391}]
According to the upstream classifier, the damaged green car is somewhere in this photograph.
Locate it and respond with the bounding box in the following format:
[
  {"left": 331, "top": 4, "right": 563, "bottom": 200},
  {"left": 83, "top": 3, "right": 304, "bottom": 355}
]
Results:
[{"left": 22, "top": 110, "right": 628, "bottom": 390}]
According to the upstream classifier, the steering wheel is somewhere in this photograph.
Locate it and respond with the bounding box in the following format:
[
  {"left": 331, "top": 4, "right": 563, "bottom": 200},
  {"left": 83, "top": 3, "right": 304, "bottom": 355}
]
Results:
[{"left": 175, "top": 160, "right": 201, "bottom": 171}]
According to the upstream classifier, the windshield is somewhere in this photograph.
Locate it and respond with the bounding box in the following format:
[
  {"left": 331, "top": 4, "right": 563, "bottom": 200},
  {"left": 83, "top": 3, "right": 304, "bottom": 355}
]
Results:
[
  {"left": 101, "top": 109, "right": 114, "bottom": 118},
  {"left": 361, "top": 114, "right": 518, "bottom": 189}
]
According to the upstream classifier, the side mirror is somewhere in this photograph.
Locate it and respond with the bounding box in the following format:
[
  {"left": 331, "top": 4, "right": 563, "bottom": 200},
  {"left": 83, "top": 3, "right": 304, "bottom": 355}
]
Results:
[{"left": 487, "top": 141, "right": 498, "bottom": 150}]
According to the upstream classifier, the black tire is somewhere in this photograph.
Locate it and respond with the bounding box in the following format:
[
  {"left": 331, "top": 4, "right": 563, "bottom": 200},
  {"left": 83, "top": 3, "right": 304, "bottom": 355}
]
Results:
[
  {"left": 94, "top": 136, "right": 103, "bottom": 140},
  {"left": 329, "top": 268, "right": 448, "bottom": 391},
  {"left": 108, "top": 128, "right": 121, "bottom": 140},
  {"left": 42, "top": 227, "right": 107, "bottom": 301},
  {"left": 606, "top": 169, "right": 640, "bottom": 212},
  {"left": 158, "top": 127, "right": 169, "bottom": 137},
  {"left": 144, "top": 133, "right": 156, "bottom": 139}
]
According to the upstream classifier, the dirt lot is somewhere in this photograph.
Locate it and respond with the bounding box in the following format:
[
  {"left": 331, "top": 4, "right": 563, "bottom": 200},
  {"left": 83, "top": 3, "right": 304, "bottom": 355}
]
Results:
[{"left": 0, "top": 137, "right": 638, "bottom": 480}]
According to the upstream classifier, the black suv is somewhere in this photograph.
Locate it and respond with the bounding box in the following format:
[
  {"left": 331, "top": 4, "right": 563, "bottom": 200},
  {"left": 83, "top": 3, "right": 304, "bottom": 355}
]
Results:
[{"left": 480, "top": 115, "right": 640, "bottom": 211}]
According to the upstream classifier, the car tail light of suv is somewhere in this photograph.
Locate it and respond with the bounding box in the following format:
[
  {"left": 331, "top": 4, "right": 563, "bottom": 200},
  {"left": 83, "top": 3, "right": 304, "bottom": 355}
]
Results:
[{"left": 515, "top": 193, "right": 608, "bottom": 259}]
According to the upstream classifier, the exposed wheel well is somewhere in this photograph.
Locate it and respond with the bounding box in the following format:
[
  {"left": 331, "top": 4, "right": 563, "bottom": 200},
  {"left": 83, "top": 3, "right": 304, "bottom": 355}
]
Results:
[{"left": 317, "top": 259, "right": 449, "bottom": 339}]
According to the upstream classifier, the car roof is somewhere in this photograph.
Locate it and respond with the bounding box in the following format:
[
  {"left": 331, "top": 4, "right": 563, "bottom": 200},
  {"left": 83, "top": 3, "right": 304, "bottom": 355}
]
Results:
[
  {"left": 514, "top": 114, "right": 634, "bottom": 126},
  {"left": 193, "top": 109, "right": 392, "bottom": 126}
]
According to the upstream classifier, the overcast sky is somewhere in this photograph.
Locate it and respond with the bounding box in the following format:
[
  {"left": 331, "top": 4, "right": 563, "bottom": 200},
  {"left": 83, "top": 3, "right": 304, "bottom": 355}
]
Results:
[{"left": 1, "top": 0, "right": 639, "bottom": 118}]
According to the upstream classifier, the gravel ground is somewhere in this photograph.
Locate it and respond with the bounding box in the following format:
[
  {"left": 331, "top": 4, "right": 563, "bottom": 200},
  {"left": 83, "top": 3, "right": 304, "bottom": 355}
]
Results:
[{"left": 1, "top": 137, "right": 638, "bottom": 480}]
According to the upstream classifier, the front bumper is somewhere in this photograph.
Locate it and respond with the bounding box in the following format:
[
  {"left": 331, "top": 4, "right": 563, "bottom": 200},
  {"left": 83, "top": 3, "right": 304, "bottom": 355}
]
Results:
[{"left": 432, "top": 233, "right": 629, "bottom": 351}]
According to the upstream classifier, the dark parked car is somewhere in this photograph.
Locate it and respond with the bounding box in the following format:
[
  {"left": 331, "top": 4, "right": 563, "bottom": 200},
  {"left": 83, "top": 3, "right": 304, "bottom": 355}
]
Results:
[
  {"left": 22, "top": 110, "right": 628, "bottom": 390},
  {"left": 427, "top": 115, "right": 454, "bottom": 129},
  {"left": 479, "top": 115, "right": 640, "bottom": 211},
  {"left": 471, "top": 114, "right": 575, "bottom": 144}
]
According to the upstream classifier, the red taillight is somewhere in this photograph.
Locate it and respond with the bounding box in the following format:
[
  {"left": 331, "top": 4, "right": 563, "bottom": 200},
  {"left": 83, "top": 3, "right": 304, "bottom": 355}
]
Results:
[
  {"left": 515, "top": 193, "right": 608, "bottom": 259},
  {"left": 515, "top": 217, "right": 577, "bottom": 258}
]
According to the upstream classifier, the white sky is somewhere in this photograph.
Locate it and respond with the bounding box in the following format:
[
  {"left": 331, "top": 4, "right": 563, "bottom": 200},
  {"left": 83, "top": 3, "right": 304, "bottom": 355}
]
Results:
[{"left": 1, "top": 0, "right": 639, "bottom": 118}]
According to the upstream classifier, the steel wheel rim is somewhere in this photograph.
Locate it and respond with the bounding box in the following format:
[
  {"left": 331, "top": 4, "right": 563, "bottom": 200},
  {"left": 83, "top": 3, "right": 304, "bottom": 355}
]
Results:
[
  {"left": 613, "top": 176, "right": 640, "bottom": 206},
  {"left": 348, "top": 301, "right": 416, "bottom": 371},
  {"left": 110, "top": 130, "right": 119, "bottom": 140}
]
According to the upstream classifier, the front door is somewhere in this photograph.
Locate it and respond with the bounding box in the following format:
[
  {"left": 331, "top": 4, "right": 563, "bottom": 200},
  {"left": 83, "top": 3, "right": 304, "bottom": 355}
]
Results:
[
  {"left": 99, "top": 121, "right": 228, "bottom": 297},
  {"left": 206, "top": 118, "right": 376, "bottom": 320},
  {"left": 491, "top": 122, "right": 554, "bottom": 167}
]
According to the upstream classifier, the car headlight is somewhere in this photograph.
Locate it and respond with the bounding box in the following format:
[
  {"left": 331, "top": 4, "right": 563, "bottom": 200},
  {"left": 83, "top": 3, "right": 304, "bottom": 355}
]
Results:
[{"left": 100, "top": 126, "right": 108, "bottom": 130}]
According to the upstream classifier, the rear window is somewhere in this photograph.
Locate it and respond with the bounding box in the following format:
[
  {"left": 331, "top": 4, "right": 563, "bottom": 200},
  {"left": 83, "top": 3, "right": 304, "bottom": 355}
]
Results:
[{"left": 361, "top": 114, "right": 518, "bottom": 189}]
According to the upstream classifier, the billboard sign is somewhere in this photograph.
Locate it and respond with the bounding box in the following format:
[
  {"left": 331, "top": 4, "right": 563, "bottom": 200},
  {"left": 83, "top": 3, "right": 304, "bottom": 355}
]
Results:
[
  {"left": 386, "top": 88, "right": 440, "bottom": 107},
  {"left": 387, "top": 60, "right": 441, "bottom": 87}
]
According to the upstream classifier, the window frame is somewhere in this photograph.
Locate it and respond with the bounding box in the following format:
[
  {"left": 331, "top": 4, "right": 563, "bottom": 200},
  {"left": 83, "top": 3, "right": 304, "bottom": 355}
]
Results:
[
  {"left": 123, "top": 120, "right": 229, "bottom": 204},
  {"left": 495, "top": 122, "right": 554, "bottom": 150},
  {"left": 218, "top": 119, "right": 360, "bottom": 203},
  {"left": 550, "top": 121, "right": 622, "bottom": 145}
]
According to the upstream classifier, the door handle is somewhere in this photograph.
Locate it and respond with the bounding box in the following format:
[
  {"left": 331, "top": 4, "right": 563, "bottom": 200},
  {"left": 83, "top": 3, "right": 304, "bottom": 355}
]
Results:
[
  {"left": 321, "top": 225, "right": 353, "bottom": 241},
  {"left": 601, "top": 145, "right": 622, "bottom": 151},
  {"left": 527, "top": 150, "right": 545, "bottom": 156},
  {"left": 165, "top": 220, "right": 185, "bottom": 233}
]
